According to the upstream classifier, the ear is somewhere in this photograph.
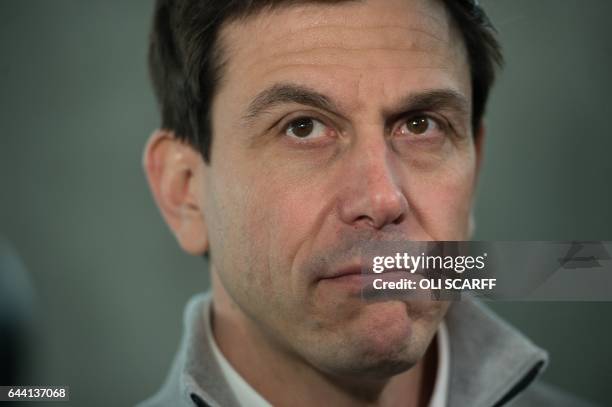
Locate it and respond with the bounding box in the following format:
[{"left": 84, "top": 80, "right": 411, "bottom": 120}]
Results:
[
  {"left": 468, "top": 121, "right": 487, "bottom": 239},
  {"left": 474, "top": 121, "right": 486, "bottom": 177},
  {"left": 143, "top": 130, "right": 209, "bottom": 255}
]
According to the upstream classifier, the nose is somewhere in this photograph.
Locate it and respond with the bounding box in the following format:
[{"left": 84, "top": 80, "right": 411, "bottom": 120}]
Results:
[{"left": 337, "top": 139, "right": 408, "bottom": 230}]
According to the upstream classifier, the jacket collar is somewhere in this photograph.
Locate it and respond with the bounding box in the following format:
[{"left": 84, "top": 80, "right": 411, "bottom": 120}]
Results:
[
  {"left": 144, "top": 293, "right": 547, "bottom": 407},
  {"left": 445, "top": 299, "right": 548, "bottom": 407},
  {"left": 139, "top": 292, "right": 240, "bottom": 407}
]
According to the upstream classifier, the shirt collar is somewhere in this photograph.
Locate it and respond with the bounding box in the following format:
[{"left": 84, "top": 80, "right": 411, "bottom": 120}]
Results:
[{"left": 429, "top": 321, "right": 450, "bottom": 407}]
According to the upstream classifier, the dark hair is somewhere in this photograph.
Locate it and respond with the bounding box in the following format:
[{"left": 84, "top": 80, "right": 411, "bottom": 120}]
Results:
[{"left": 148, "top": 0, "right": 502, "bottom": 162}]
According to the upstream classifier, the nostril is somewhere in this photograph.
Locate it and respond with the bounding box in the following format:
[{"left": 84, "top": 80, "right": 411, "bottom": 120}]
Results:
[
  {"left": 353, "top": 215, "right": 374, "bottom": 228},
  {"left": 393, "top": 212, "right": 406, "bottom": 225}
]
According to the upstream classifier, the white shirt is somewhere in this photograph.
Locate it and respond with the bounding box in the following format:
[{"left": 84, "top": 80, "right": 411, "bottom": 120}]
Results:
[{"left": 207, "top": 319, "right": 450, "bottom": 407}]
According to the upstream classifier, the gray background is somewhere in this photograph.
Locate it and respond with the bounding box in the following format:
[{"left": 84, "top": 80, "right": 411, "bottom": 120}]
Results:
[{"left": 0, "top": 0, "right": 610, "bottom": 405}]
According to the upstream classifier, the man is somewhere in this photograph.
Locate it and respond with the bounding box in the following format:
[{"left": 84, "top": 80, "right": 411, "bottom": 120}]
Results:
[{"left": 139, "top": 0, "right": 592, "bottom": 406}]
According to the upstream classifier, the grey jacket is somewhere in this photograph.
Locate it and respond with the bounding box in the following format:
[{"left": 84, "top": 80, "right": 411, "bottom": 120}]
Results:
[{"left": 138, "top": 293, "right": 595, "bottom": 407}]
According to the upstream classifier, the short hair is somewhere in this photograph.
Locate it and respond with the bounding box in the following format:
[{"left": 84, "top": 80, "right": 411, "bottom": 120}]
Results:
[{"left": 148, "top": 0, "right": 503, "bottom": 162}]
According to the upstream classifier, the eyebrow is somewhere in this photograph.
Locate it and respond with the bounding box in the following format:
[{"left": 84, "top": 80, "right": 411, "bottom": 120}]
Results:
[
  {"left": 242, "top": 83, "right": 470, "bottom": 127},
  {"left": 242, "top": 83, "right": 340, "bottom": 124},
  {"left": 385, "top": 89, "right": 470, "bottom": 123}
]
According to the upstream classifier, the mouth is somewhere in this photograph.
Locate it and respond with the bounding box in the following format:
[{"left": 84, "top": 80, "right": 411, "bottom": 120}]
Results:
[
  {"left": 316, "top": 263, "right": 368, "bottom": 292},
  {"left": 318, "top": 263, "right": 410, "bottom": 293},
  {"left": 319, "top": 264, "right": 364, "bottom": 280}
]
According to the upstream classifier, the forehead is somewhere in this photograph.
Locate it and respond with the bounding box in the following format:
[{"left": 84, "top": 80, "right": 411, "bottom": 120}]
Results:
[{"left": 214, "top": 0, "right": 470, "bottom": 116}]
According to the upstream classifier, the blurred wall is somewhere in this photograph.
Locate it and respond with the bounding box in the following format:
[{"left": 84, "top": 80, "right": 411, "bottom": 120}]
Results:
[
  {"left": 0, "top": 1, "right": 610, "bottom": 406},
  {"left": 476, "top": 1, "right": 612, "bottom": 404}
]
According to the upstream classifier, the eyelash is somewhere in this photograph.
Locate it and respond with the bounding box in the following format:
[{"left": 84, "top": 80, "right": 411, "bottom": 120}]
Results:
[
  {"left": 279, "top": 113, "right": 336, "bottom": 142},
  {"left": 277, "top": 111, "right": 452, "bottom": 143},
  {"left": 393, "top": 113, "right": 449, "bottom": 136}
]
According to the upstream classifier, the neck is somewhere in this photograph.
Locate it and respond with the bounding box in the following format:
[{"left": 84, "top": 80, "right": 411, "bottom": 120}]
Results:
[{"left": 210, "top": 274, "right": 438, "bottom": 407}]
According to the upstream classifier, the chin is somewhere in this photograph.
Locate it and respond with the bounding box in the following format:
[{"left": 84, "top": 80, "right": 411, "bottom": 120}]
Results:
[
  {"left": 316, "top": 334, "right": 422, "bottom": 381},
  {"left": 342, "top": 353, "right": 419, "bottom": 380},
  {"left": 313, "top": 301, "right": 433, "bottom": 379}
]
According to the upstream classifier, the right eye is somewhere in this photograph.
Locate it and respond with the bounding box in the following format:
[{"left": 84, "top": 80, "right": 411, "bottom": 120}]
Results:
[{"left": 284, "top": 117, "right": 329, "bottom": 140}]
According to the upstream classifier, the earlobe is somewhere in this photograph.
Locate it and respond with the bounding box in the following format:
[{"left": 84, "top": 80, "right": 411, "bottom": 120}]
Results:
[{"left": 143, "top": 130, "right": 209, "bottom": 255}]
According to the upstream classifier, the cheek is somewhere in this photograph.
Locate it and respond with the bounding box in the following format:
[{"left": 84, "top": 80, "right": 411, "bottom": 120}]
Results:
[
  {"left": 205, "top": 165, "right": 268, "bottom": 277},
  {"left": 209, "top": 156, "right": 324, "bottom": 279},
  {"left": 259, "top": 172, "right": 331, "bottom": 271},
  {"left": 405, "top": 152, "right": 477, "bottom": 239}
]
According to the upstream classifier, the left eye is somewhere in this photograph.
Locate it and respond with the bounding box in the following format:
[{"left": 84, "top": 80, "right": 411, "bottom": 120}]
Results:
[
  {"left": 285, "top": 117, "right": 328, "bottom": 139},
  {"left": 397, "top": 115, "right": 439, "bottom": 137}
]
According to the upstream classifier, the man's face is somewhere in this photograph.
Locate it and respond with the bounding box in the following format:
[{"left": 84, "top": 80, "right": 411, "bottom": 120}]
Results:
[{"left": 203, "top": 0, "right": 477, "bottom": 377}]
